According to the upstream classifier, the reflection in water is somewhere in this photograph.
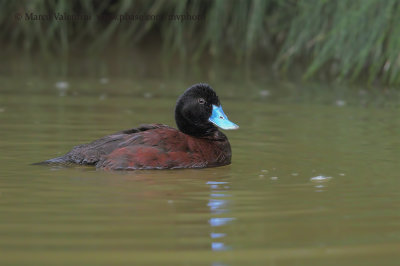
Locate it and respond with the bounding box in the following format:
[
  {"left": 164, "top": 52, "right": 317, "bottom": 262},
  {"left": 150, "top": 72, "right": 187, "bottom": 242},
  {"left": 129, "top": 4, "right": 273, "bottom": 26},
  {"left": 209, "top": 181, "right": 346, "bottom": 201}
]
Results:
[
  {"left": 314, "top": 184, "right": 325, "bottom": 193},
  {"left": 207, "top": 181, "right": 235, "bottom": 252},
  {"left": 310, "top": 175, "right": 333, "bottom": 193}
]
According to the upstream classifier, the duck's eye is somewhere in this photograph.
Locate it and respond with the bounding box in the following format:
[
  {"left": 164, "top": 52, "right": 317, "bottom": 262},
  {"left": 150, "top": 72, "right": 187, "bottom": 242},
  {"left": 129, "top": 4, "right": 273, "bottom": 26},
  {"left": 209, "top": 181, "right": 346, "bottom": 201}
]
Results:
[{"left": 198, "top": 98, "right": 206, "bottom": 104}]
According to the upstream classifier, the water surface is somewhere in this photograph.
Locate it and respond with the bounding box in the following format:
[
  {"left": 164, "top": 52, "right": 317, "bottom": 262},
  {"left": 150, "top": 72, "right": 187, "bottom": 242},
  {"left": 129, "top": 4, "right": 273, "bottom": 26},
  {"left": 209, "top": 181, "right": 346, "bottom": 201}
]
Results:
[{"left": 1, "top": 74, "right": 400, "bottom": 265}]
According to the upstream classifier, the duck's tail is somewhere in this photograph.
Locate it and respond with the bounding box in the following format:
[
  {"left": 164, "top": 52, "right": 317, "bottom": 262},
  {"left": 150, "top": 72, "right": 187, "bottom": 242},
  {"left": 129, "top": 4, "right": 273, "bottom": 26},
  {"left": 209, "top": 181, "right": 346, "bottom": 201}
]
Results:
[{"left": 32, "top": 156, "right": 67, "bottom": 165}]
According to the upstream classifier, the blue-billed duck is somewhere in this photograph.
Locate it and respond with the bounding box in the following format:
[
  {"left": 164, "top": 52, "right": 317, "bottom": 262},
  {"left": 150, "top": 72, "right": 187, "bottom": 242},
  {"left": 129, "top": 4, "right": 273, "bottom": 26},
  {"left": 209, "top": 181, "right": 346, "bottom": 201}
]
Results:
[{"left": 38, "top": 83, "right": 239, "bottom": 170}]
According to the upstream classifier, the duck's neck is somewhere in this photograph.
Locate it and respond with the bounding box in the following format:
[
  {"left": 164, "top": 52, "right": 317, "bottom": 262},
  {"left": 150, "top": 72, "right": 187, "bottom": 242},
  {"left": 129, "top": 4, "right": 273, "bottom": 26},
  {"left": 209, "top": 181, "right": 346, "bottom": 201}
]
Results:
[{"left": 175, "top": 112, "right": 218, "bottom": 138}]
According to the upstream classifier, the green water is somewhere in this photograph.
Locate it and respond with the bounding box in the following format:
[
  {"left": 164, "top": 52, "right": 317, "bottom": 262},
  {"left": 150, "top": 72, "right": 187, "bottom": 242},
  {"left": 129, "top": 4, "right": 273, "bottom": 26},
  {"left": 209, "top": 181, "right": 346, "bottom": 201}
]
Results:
[{"left": 1, "top": 74, "right": 400, "bottom": 266}]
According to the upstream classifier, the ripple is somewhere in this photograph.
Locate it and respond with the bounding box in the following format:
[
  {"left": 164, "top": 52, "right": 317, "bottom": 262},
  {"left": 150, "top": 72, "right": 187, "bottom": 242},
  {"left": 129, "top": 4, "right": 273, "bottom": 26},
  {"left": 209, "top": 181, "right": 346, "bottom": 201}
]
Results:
[{"left": 310, "top": 175, "right": 332, "bottom": 182}]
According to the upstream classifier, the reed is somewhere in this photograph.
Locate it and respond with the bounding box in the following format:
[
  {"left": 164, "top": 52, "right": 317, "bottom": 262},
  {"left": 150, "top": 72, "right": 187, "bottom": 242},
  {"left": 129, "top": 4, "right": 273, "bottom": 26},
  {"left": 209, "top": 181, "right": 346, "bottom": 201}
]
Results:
[
  {"left": 1, "top": 0, "right": 399, "bottom": 86},
  {"left": 277, "top": 0, "right": 400, "bottom": 85}
]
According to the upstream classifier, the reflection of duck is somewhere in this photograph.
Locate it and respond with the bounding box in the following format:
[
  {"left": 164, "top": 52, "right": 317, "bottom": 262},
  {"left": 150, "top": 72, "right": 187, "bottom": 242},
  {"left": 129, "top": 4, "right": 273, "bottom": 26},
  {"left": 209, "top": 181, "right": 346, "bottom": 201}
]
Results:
[
  {"left": 207, "top": 181, "right": 234, "bottom": 251},
  {"left": 37, "top": 83, "right": 239, "bottom": 170}
]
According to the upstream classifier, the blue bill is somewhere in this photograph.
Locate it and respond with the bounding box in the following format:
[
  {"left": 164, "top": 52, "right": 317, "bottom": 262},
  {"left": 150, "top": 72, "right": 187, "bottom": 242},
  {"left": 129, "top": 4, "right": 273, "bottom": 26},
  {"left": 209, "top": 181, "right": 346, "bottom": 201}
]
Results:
[{"left": 208, "top": 105, "right": 239, "bottom": 130}]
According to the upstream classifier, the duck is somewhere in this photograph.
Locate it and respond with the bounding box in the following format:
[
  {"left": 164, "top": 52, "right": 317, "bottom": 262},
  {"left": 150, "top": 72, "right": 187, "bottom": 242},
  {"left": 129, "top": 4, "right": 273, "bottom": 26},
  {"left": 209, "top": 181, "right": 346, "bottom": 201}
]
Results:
[{"left": 37, "top": 83, "right": 239, "bottom": 170}]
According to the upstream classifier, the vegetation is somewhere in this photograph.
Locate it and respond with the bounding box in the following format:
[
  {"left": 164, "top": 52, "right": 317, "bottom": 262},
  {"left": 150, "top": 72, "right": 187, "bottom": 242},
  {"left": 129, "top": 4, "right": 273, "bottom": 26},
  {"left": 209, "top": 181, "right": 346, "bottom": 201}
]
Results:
[{"left": 1, "top": 0, "right": 400, "bottom": 86}]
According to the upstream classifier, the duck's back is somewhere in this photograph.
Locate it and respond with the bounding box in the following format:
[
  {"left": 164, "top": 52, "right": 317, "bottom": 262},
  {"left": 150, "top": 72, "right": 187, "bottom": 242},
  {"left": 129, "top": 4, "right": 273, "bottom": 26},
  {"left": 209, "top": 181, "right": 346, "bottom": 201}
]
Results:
[{"left": 41, "top": 124, "right": 232, "bottom": 170}]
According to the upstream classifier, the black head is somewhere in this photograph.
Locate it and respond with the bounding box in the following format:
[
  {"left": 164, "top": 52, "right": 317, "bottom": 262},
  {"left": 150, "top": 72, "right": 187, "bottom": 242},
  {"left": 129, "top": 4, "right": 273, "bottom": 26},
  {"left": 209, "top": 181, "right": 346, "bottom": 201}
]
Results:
[{"left": 175, "top": 83, "right": 238, "bottom": 137}]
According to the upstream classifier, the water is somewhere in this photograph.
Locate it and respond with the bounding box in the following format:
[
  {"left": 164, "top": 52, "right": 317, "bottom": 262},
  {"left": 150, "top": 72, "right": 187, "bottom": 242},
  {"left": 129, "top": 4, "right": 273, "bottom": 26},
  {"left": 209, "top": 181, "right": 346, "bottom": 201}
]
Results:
[{"left": 1, "top": 73, "right": 400, "bottom": 265}]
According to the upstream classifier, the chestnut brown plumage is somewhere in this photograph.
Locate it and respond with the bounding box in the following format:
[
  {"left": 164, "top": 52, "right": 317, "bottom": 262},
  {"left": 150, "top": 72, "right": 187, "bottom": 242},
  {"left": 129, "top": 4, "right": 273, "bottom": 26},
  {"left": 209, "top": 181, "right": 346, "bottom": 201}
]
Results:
[{"left": 37, "top": 83, "right": 238, "bottom": 170}]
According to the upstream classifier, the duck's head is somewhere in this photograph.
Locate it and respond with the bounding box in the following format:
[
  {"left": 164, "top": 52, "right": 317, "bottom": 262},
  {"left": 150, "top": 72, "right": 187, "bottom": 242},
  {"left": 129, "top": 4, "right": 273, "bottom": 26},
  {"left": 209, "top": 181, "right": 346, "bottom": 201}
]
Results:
[{"left": 175, "top": 83, "right": 239, "bottom": 137}]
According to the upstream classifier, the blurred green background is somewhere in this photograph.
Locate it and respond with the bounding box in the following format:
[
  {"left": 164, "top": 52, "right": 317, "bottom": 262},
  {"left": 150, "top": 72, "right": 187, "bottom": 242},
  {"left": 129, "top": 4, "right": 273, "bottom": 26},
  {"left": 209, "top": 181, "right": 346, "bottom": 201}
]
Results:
[{"left": 2, "top": 0, "right": 400, "bottom": 86}]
